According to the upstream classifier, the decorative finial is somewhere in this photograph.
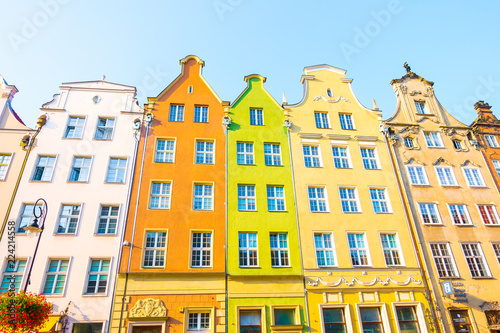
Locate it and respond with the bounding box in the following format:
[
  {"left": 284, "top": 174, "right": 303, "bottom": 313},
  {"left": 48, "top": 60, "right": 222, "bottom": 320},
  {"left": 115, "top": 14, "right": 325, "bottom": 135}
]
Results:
[
  {"left": 372, "top": 99, "right": 379, "bottom": 111},
  {"left": 282, "top": 92, "right": 287, "bottom": 106},
  {"left": 404, "top": 62, "right": 411, "bottom": 73},
  {"left": 101, "top": 75, "right": 106, "bottom": 81}
]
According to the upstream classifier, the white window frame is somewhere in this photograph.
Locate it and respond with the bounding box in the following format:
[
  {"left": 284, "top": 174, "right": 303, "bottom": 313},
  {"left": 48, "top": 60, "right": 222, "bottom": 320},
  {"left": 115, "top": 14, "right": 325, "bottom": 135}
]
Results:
[
  {"left": 339, "top": 187, "right": 361, "bottom": 213},
  {"left": 96, "top": 205, "right": 119, "bottom": 235},
  {"left": 42, "top": 258, "right": 70, "bottom": 295},
  {"left": 155, "top": 138, "right": 176, "bottom": 163},
  {"left": 32, "top": 155, "right": 57, "bottom": 182},
  {"left": 0, "top": 153, "right": 12, "bottom": 181},
  {"left": 424, "top": 132, "right": 444, "bottom": 148},
  {"left": 302, "top": 144, "right": 322, "bottom": 168},
  {"left": 313, "top": 232, "right": 337, "bottom": 268},
  {"left": 63, "top": 116, "right": 86, "bottom": 139},
  {"left": 403, "top": 137, "right": 415, "bottom": 148},
  {"left": 193, "top": 184, "right": 213, "bottom": 211},
  {"left": 477, "top": 204, "right": 500, "bottom": 225},
  {"left": 369, "top": 188, "right": 392, "bottom": 213},
  {"left": 195, "top": 140, "right": 215, "bottom": 165},
  {"left": 237, "top": 306, "right": 265, "bottom": 333},
  {"left": 142, "top": 231, "right": 167, "bottom": 268},
  {"left": 485, "top": 135, "right": 500, "bottom": 148},
  {"left": 379, "top": 233, "right": 404, "bottom": 267},
  {"left": 190, "top": 231, "right": 212, "bottom": 268},
  {"left": 270, "top": 233, "right": 290, "bottom": 267},
  {"left": 249, "top": 108, "right": 264, "bottom": 126},
  {"left": 447, "top": 204, "right": 472, "bottom": 225},
  {"left": 356, "top": 305, "right": 390, "bottom": 333},
  {"left": 149, "top": 182, "right": 172, "bottom": 210},
  {"left": 347, "top": 232, "right": 371, "bottom": 267},
  {"left": 414, "top": 100, "right": 429, "bottom": 114},
  {"left": 435, "top": 166, "right": 458, "bottom": 186},
  {"left": 238, "top": 185, "right": 256, "bottom": 211},
  {"left": 319, "top": 305, "right": 353, "bottom": 333},
  {"left": 84, "top": 258, "right": 111, "bottom": 295},
  {"left": 237, "top": 142, "right": 254, "bottom": 165},
  {"left": 429, "top": 242, "right": 459, "bottom": 278},
  {"left": 314, "top": 111, "right": 330, "bottom": 129},
  {"left": 406, "top": 165, "right": 429, "bottom": 185},
  {"left": 460, "top": 242, "right": 491, "bottom": 278},
  {"left": 492, "top": 242, "right": 500, "bottom": 266},
  {"left": 0, "top": 258, "right": 27, "bottom": 294},
  {"left": 187, "top": 310, "right": 211, "bottom": 332},
  {"left": 238, "top": 232, "right": 258, "bottom": 267},
  {"left": 492, "top": 160, "right": 500, "bottom": 178},
  {"left": 392, "top": 303, "right": 428, "bottom": 333},
  {"left": 418, "top": 203, "right": 442, "bottom": 225},
  {"left": 169, "top": 104, "right": 185, "bottom": 122},
  {"left": 17, "top": 203, "right": 43, "bottom": 234},
  {"left": 264, "top": 143, "right": 282, "bottom": 166},
  {"left": 105, "top": 157, "right": 127, "bottom": 183},
  {"left": 267, "top": 185, "right": 285, "bottom": 212},
  {"left": 339, "top": 113, "right": 355, "bottom": 130},
  {"left": 308, "top": 186, "right": 329, "bottom": 213},
  {"left": 55, "top": 204, "right": 82, "bottom": 235},
  {"left": 94, "top": 117, "right": 115, "bottom": 140},
  {"left": 360, "top": 147, "right": 380, "bottom": 170},
  {"left": 331, "top": 146, "right": 351, "bottom": 169},
  {"left": 194, "top": 105, "right": 209, "bottom": 123},
  {"left": 462, "top": 167, "right": 486, "bottom": 187},
  {"left": 69, "top": 156, "right": 92, "bottom": 183}
]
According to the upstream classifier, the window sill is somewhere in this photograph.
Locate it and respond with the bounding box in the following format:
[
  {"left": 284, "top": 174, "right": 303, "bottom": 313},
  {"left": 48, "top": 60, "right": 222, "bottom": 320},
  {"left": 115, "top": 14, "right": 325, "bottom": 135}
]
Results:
[
  {"left": 104, "top": 181, "right": 125, "bottom": 184},
  {"left": 468, "top": 185, "right": 488, "bottom": 189},
  {"left": 453, "top": 224, "right": 475, "bottom": 227},
  {"left": 67, "top": 181, "right": 89, "bottom": 183},
  {"left": 438, "top": 276, "right": 461, "bottom": 280},
  {"left": 422, "top": 223, "right": 444, "bottom": 226},
  {"left": 340, "top": 128, "right": 356, "bottom": 131},
  {"left": 82, "top": 293, "right": 108, "bottom": 297},
  {"left": 334, "top": 167, "right": 352, "bottom": 170},
  {"left": 94, "top": 233, "right": 118, "bottom": 237},
  {"left": 238, "top": 210, "right": 257, "bottom": 212},
  {"left": 192, "top": 209, "right": 215, "bottom": 212},
  {"left": 440, "top": 184, "right": 460, "bottom": 188},
  {"left": 93, "top": 138, "right": 113, "bottom": 141},
  {"left": 61, "top": 137, "right": 83, "bottom": 140},
  {"left": 271, "top": 266, "right": 291, "bottom": 268},
  {"left": 342, "top": 211, "right": 362, "bottom": 214},
  {"left": 269, "top": 210, "right": 288, "bottom": 213},
  {"left": 484, "top": 224, "right": 500, "bottom": 227},
  {"left": 305, "top": 166, "right": 323, "bottom": 168},
  {"left": 54, "top": 233, "right": 78, "bottom": 236},
  {"left": 310, "top": 211, "right": 330, "bottom": 213},
  {"left": 29, "top": 180, "right": 52, "bottom": 183},
  {"left": 426, "top": 146, "right": 446, "bottom": 149},
  {"left": 237, "top": 164, "right": 256, "bottom": 166},
  {"left": 374, "top": 212, "right": 393, "bottom": 214},
  {"left": 471, "top": 276, "right": 494, "bottom": 279},
  {"left": 411, "top": 184, "right": 431, "bottom": 187},
  {"left": 363, "top": 168, "right": 381, "bottom": 171},
  {"left": 265, "top": 165, "right": 284, "bottom": 167},
  {"left": 239, "top": 266, "right": 260, "bottom": 269},
  {"left": 154, "top": 161, "right": 175, "bottom": 164}
]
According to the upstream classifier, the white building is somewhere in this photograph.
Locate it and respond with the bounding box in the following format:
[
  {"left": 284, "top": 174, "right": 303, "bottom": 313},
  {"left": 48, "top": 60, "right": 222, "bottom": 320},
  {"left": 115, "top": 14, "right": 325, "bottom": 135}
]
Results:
[{"left": 0, "top": 79, "right": 143, "bottom": 333}]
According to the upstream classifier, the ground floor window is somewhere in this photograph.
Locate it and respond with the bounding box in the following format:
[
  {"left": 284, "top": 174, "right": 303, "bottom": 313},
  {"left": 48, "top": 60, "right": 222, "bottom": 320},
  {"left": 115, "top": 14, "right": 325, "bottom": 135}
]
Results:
[
  {"left": 72, "top": 323, "right": 103, "bottom": 333},
  {"left": 274, "top": 308, "right": 296, "bottom": 325},
  {"left": 450, "top": 310, "right": 473, "bottom": 333},
  {"left": 323, "top": 308, "right": 346, "bottom": 333},
  {"left": 396, "top": 306, "right": 420, "bottom": 333},
  {"left": 359, "top": 307, "right": 384, "bottom": 333},
  {"left": 240, "top": 310, "right": 262, "bottom": 333},
  {"left": 131, "top": 326, "right": 162, "bottom": 333}
]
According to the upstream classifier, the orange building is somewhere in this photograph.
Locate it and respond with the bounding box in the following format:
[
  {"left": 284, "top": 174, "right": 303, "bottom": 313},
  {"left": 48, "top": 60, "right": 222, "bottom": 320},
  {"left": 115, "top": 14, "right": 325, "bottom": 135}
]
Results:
[{"left": 111, "top": 56, "right": 227, "bottom": 333}]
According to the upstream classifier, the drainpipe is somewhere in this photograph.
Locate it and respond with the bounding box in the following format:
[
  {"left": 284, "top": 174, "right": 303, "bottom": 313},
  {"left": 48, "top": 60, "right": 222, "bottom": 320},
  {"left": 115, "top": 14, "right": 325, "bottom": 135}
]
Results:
[{"left": 222, "top": 105, "right": 230, "bottom": 333}]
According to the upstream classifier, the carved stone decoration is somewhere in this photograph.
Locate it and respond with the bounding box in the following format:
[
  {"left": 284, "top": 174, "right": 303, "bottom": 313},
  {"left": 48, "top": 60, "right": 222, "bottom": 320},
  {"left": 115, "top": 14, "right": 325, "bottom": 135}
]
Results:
[
  {"left": 485, "top": 310, "right": 500, "bottom": 328},
  {"left": 433, "top": 157, "right": 453, "bottom": 166},
  {"left": 460, "top": 160, "right": 481, "bottom": 167},
  {"left": 426, "top": 87, "right": 434, "bottom": 96},
  {"left": 398, "top": 125, "right": 420, "bottom": 134},
  {"left": 313, "top": 94, "right": 350, "bottom": 103},
  {"left": 442, "top": 127, "right": 468, "bottom": 137},
  {"left": 481, "top": 301, "right": 500, "bottom": 311},
  {"left": 399, "top": 85, "right": 408, "bottom": 94},
  {"left": 129, "top": 298, "right": 167, "bottom": 318},
  {"left": 403, "top": 157, "right": 426, "bottom": 166}
]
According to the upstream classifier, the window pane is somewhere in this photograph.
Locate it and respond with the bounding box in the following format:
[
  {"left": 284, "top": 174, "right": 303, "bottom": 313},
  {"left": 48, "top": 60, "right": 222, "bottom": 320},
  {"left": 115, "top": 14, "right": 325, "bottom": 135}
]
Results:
[{"left": 275, "top": 309, "right": 294, "bottom": 325}]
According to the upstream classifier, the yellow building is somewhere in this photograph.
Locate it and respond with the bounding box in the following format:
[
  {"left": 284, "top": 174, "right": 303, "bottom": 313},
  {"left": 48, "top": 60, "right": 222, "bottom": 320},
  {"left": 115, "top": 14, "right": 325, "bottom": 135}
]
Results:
[
  {"left": 385, "top": 65, "right": 500, "bottom": 333},
  {"left": 285, "top": 65, "right": 435, "bottom": 333}
]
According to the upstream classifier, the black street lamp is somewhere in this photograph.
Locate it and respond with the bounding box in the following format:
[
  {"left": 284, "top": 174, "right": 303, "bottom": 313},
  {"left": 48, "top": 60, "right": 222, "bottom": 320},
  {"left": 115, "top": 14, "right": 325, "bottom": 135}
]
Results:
[{"left": 23, "top": 198, "right": 48, "bottom": 292}]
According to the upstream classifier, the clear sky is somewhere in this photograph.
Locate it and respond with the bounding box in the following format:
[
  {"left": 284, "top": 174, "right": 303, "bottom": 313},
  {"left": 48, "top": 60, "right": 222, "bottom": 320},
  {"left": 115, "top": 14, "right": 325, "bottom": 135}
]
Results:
[{"left": 2, "top": 0, "right": 500, "bottom": 128}]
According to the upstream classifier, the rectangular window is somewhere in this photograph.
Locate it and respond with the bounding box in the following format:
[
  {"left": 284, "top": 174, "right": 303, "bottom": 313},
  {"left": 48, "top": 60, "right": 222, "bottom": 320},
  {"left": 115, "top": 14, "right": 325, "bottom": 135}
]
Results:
[
  {"left": 418, "top": 203, "right": 441, "bottom": 224},
  {"left": 240, "top": 310, "right": 261, "bottom": 333},
  {"left": 72, "top": 323, "right": 103, "bottom": 333},
  {"left": 339, "top": 114, "right": 354, "bottom": 130},
  {"left": 323, "top": 308, "right": 346, "bottom": 333},
  {"left": 370, "top": 188, "right": 390, "bottom": 213},
  {"left": 43, "top": 259, "right": 69, "bottom": 294},
  {"left": 485, "top": 135, "right": 499, "bottom": 148},
  {"left": 380, "top": 233, "right": 401, "bottom": 266},
  {"left": 435, "top": 166, "right": 457, "bottom": 186},
  {"left": 274, "top": 308, "right": 295, "bottom": 325},
  {"left": 303, "top": 145, "right": 321, "bottom": 167},
  {"left": 106, "top": 158, "right": 127, "bottom": 183},
  {"left": 191, "top": 232, "right": 212, "bottom": 267},
  {"left": 155, "top": 139, "right": 175, "bottom": 163},
  {"left": 239, "top": 233, "right": 258, "bottom": 267},
  {"left": 143, "top": 232, "right": 167, "bottom": 268},
  {"left": 270, "top": 233, "right": 289, "bottom": 267},
  {"left": 69, "top": 157, "right": 92, "bottom": 182},
  {"left": 94, "top": 117, "right": 114, "bottom": 140},
  {"left": 56, "top": 205, "right": 81, "bottom": 234},
  {"left": 314, "top": 233, "right": 335, "bottom": 267},
  {"left": 193, "top": 184, "right": 213, "bottom": 210},
  {"left": 347, "top": 233, "right": 369, "bottom": 266},
  {"left": 85, "top": 259, "right": 110, "bottom": 294},
  {"left": 195, "top": 141, "right": 214, "bottom": 164},
  {"left": 461, "top": 243, "right": 490, "bottom": 277},
  {"left": 188, "top": 312, "right": 211, "bottom": 331},
  {"left": 492, "top": 160, "right": 500, "bottom": 178},
  {"left": 194, "top": 105, "right": 209, "bottom": 123},
  {"left": 407, "top": 165, "right": 429, "bottom": 185},
  {"left": 264, "top": 143, "right": 281, "bottom": 166},
  {"left": 64, "top": 116, "right": 85, "bottom": 139},
  {"left": 414, "top": 101, "right": 428, "bottom": 114},
  {"left": 97, "top": 205, "right": 119, "bottom": 234},
  {"left": 331, "top": 147, "right": 350, "bottom": 168},
  {"left": 250, "top": 108, "right": 264, "bottom": 125},
  {"left": 17, "top": 203, "right": 42, "bottom": 233},
  {"left": 430, "top": 243, "right": 458, "bottom": 278},
  {"left": 424, "top": 132, "right": 444, "bottom": 147},
  {"left": 267, "top": 186, "right": 285, "bottom": 211},
  {"left": 0, "top": 154, "right": 11, "bottom": 181},
  {"left": 360, "top": 148, "right": 379, "bottom": 169},
  {"left": 404, "top": 137, "right": 415, "bottom": 148},
  {"left": 360, "top": 308, "right": 384, "bottom": 333},
  {"left": 237, "top": 143, "right": 254, "bottom": 165},
  {"left": 315, "top": 112, "right": 330, "bottom": 129},
  {"left": 149, "top": 182, "right": 171, "bottom": 209},
  {"left": 492, "top": 243, "right": 500, "bottom": 265},
  {"left": 396, "top": 306, "right": 421, "bottom": 333},
  {"left": 448, "top": 204, "right": 471, "bottom": 225},
  {"left": 32, "top": 156, "right": 56, "bottom": 181},
  {"left": 452, "top": 140, "right": 463, "bottom": 150},
  {"left": 463, "top": 167, "right": 485, "bottom": 187},
  {"left": 450, "top": 310, "right": 473, "bottom": 333},
  {"left": 169, "top": 104, "right": 184, "bottom": 122},
  {"left": 339, "top": 187, "right": 359, "bottom": 213},
  {"left": 0, "top": 259, "right": 26, "bottom": 294},
  {"left": 308, "top": 186, "right": 328, "bottom": 212},
  {"left": 238, "top": 185, "right": 256, "bottom": 211}
]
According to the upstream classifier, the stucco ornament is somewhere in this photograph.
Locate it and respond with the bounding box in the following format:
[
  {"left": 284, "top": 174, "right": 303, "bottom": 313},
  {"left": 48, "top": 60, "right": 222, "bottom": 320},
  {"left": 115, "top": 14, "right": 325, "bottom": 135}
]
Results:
[
  {"left": 308, "top": 276, "right": 421, "bottom": 287},
  {"left": 313, "top": 94, "right": 350, "bottom": 103},
  {"left": 129, "top": 298, "right": 167, "bottom": 318}
]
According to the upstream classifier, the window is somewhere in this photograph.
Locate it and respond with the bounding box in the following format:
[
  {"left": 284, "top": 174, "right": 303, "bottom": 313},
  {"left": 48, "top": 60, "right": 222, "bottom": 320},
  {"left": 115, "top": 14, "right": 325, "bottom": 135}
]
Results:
[
  {"left": 191, "top": 232, "right": 212, "bottom": 267},
  {"left": 267, "top": 186, "right": 285, "bottom": 211},
  {"left": 492, "top": 243, "right": 500, "bottom": 265},
  {"left": 435, "top": 166, "right": 457, "bottom": 186},
  {"left": 106, "top": 158, "right": 127, "bottom": 183},
  {"left": 303, "top": 145, "right": 321, "bottom": 167},
  {"left": 188, "top": 312, "right": 210, "bottom": 331},
  {"left": 32, "top": 156, "right": 56, "bottom": 181},
  {"left": 339, "top": 114, "right": 354, "bottom": 130},
  {"left": 72, "top": 323, "right": 103, "bottom": 333},
  {"left": 143, "top": 231, "right": 167, "bottom": 268},
  {"left": 418, "top": 203, "right": 441, "bottom": 224},
  {"left": 424, "top": 132, "right": 444, "bottom": 147},
  {"left": 359, "top": 308, "right": 384, "bottom": 333},
  {"left": 155, "top": 139, "right": 175, "bottom": 163},
  {"left": 94, "top": 118, "right": 114, "bottom": 140},
  {"left": 56, "top": 205, "right": 81, "bottom": 234},
  {"left": 193, "top": 184, "right": 213, "bottom": 210},
  {"left": 0, "top": 259, "right": 26, "bottom": 294},
  {"left": 461, "top": 243, "right": 490, "bottom": 278},
  {"left": 347, "top": 233, "right": 369, "bottom": 266},
  {"left": 370, "top": 188, "right": 390, "bottom": 213},
  {"left": 150, "top": 182, "right": 171, "bottom": 209},
  {"left": 493, "top": 160, "right": 500, "bottom": 178},
  {"left": 450, "top": 310, "right": 473, "bottom": 333},
  {"left": 264, "top": 143, "right": 281, "bottom": 166},
  {"left": 85, "top": 259, "right": 110, "bottom": 294},
  {"left": 339, "top": 187, "right": 359, "bottom": 213},
  {"left": 238, "top": 185, "right": 256, "bottom": 211},
  {"left": 462, "top": 167, "right": 485, "bottom": 187},
  {"left": 322, "top": 308, "right": 346, "bottom": 333},
  {"left": 485, "top": 135, "right": 499, "bottom": 148},
  {"left": 237, "top": 143, "right": 254, "bottom": 165},
  {"left": 430, "top": 243, "right": 458, "bottom": 278},
  {"left": 194, "top": 105, "right": 209, "bottom": 123},
  {"left": 448, "top": 204, "right": 471, "bottom": 225},
  {"left": 396, "top": 307, "right": 421, "bottom": 333},
  {"left": 169, "top": 104, "right": 184, "bottom": 122},
  {"left": 360, "top": 148, "right": 379, "bottom": 169},
  {"left": 270, "top": 233, "right": 289, "bottom": 267},
  {"left": 406, "top": 165, "right": 429, "bottom": 185},
  {"left": 414, "top": 101, "right": 428, "bottom": 114},
  {"left": 64, "top": 116, "right": 85, "bottom": 139},
  {"left": 43, "top": 259, "right": 69, "bottom": 294},
  {"left": 274, "top": 308, "right": 295, "bottom": 325},
  {"left": 331, "top": 147, "right": 350, "bottom": 168},
  {"left": 239, "top": 233, "right": 258, "bottom": 267},
  {"left": 479, "top": 204, "right": 500, "bottom": 225},
  {"left": 17, "top": 203, "right": 42, "bottom": 233},
  {"left": 97, "top": 205, "right": 119, "bottom": 234},
  {"left": 0, "top": 154, "right": 11, "bottom": 180},
  {"left": 315, "top": 112, "right": 330, "bottom": 128},
  {"left": 380, "top": 234, "right": 401, "bottom": 266},
  {"left": 195, "top": 141, "right": 214, "bottom": 164},
  {"left": 452, "top": 140, "right": 463, "bottom": 150},
  {"left": 250, "top": 108, "right": 263, "bottom": 125},
  {"left": 404, "top": 137, "right": 415, "bottom": 148},
  {"left": 308, "top": 186, "right": 328, "bottom": 212},
  {"left": 240, "top": 310, "right": 261, "bottom": 333},
  {"left": 69, "top": 157, "right": 92, "bottom": 182},
  {"left": 314, "top": 233, "right": 335, "bottom": 267}
]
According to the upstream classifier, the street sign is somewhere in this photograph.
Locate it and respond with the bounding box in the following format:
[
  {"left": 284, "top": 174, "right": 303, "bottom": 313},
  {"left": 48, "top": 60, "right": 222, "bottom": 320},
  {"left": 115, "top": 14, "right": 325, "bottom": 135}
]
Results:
[{"left": 443, "top": 281, "right": 453, "bottom": 295}]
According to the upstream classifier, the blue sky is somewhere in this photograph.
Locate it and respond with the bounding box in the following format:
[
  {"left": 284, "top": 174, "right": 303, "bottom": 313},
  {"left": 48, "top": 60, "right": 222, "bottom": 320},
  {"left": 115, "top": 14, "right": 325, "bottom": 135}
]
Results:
[{"left": 2, "top": 0, "right": 500, "bottom": 128}]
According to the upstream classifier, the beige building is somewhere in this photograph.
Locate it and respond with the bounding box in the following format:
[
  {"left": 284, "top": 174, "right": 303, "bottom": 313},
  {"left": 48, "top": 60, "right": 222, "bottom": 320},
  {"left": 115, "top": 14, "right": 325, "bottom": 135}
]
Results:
[{"left": 384, "top": 65, "right": 500, "bottom": 333}]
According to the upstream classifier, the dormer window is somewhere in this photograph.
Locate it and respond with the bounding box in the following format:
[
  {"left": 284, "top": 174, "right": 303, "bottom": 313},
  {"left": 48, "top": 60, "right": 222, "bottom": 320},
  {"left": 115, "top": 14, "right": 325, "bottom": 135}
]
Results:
[
  {"left": 404, "top": 137, "right": 415, "bottom": 148},
  {"left": 326, "top": 88, "right": 333, "bottom": 98},
  {"left": 452, "top": 140, "right": 463, "bottom": 150},
  {"left": 415, "top": 101, "right": 429, "bottom": 114}
]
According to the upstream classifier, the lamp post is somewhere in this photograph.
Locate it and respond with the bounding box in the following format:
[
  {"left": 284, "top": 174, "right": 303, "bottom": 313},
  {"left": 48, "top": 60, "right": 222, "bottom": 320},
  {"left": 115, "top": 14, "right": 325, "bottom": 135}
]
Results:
[{"left": 22, "top": 198, "right": 48, "bottom": 292}]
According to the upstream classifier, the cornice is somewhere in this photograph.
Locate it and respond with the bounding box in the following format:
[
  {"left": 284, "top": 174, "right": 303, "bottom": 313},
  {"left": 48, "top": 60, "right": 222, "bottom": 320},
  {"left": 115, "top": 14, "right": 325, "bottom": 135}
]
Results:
[{"left": 298, "top": 133, "right": 322, "bottom": 139}]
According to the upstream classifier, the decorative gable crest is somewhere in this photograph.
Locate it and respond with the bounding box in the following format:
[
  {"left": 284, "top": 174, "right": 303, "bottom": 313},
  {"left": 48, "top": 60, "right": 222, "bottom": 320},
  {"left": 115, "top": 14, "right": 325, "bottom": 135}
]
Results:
[
  {"left": 432, "top": 157, "right": 453, "bottom": 166},
  {"left": 460, "top": 160, "right": 481, "bottom": 167},
  {"left": 313, "top": 94, "right": 350, "bottom": 103},
  {"left": 404, "top": 157, "right": 425, "bottom": 166},
  {"left": 129, "top": 298, "right": 167, "bottom": 318},
  {"left": 398, "top": 125, "right": 420, "bottom": 134}
]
